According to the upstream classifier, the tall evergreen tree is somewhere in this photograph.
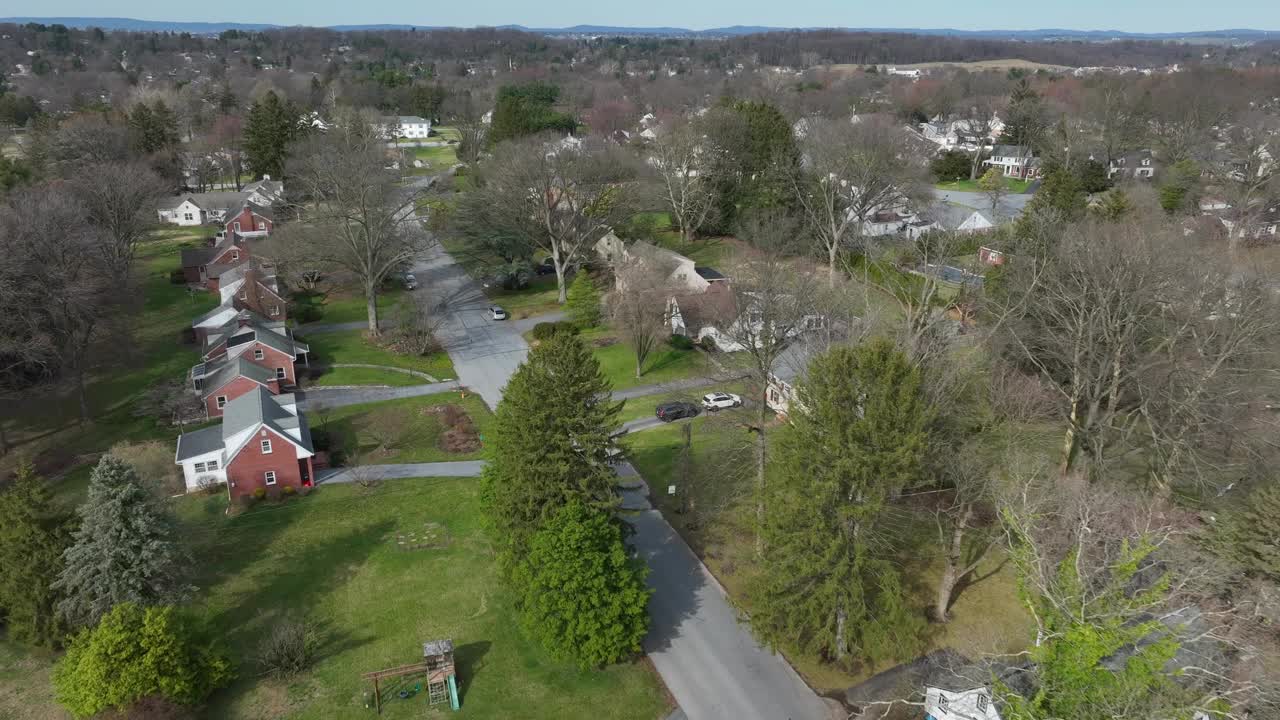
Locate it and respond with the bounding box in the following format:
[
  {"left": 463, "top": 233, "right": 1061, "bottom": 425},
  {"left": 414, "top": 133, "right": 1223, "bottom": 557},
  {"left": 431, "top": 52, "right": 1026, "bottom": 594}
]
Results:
[
  {"left": 565, "top": 271, "right": 601, "bottom": 328},
  {"left": 0, "top": 462, "right": 73, "bottom": 648},
  {"left": 749, "top": 340, "right": 931, "bottom": 666},
  {"left": 480, "top": 332, "right": 622, "bottom": 560},
  {"left": 53, "top": 455, "right": 191, "bottom": 627},
  {"left": 244, "top": 91, "right": 299, "bottom": 179},
  {"left": 512, "top": 501, "right": 650, "bottom": 669}
]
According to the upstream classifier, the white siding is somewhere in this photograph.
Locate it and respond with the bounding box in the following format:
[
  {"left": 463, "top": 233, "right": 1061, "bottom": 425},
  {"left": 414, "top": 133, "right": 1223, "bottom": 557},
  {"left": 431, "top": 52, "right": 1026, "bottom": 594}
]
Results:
[{"left": 180, "top": 451, "right": 227, "bottom": 491}]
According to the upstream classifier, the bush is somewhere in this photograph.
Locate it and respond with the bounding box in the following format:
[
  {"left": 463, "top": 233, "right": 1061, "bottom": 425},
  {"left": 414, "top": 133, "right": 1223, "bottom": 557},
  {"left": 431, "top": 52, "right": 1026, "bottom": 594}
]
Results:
[
  {"left": 699, "top": 335, "right": 718, "bottom": 352},
  {"left": 169, "top": 269, "right": 187, "bottom": 285},
  {"left": 252, "top": 487, "right": 267, "bottom": 501},
  {"left": 282, "top": 485, "right": 297, "bottom": 497},
  {"left": 109, "top": 442, "right": 184, "bottom": 497},
  {"left": 566, "top": 272, "right": 602, "bottom": 328},
  {"left": 668, "top": 334, "right": 694, "bottom": 351},
  {"left": 52, "top": 603, "right": 234, "bottom": 718},
  {"left": 531, "top": 321, "right": 580, "bottom": 341},
  {"left": 310, "top": 428, "right": 331, "bottom": 451},
  {"left": 255, "top": 616, "right": 317, "bottom": 679},
  {"left": 292, "top": 303, "right": 323, "bottom": 324}
]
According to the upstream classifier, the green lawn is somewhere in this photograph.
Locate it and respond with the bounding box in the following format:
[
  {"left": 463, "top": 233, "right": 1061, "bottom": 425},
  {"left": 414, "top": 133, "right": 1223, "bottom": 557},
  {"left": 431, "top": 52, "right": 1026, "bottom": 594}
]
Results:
[
  {"left": 319, "top": 394, "right": 492, "bottom": 464},
  {"left": 308, "top": 367, "right": 428, "bottom": 388},
  {"left": 615, "top": 380, "right": 751, "bottom": 425},
  {"left": 584, "top": 331, "right": 715, "bottom": 391},
  {"left": 298, "top": 288, "right": 407, "bottom": 326},
  {"left": 433, "top": 126, "right": 462, "bottom": 142},
  {"left": 935, "top": 176, "right": 1031, "bottom": 193},
  {"left": 0, "top": 479, "right": 670, "bottom": 720},
  {"left": 302, "top": 331, "right": 455, "bottom": 381},
  {"left": 487, "top": 275, "right": 564, "bottom": 319}
]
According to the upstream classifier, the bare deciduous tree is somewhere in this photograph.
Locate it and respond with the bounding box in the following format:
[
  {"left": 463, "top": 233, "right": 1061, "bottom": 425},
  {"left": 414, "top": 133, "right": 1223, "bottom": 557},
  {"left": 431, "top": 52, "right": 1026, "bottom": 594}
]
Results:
[
  {"left": 72, "top": 162, "right": 168, "bottom": 287},
  {"left": 608, "top": 259, "right": 673, "bottom": 379},
  {"left": 792, "top": 116, "right": 928, "bottom": 286},
  {"left": 648, "top": 119, "right": 718, "bottom": 243},
  {"left": 453, "top": 134, "right": 638, "bottom": 304},
  {"left": 287, "top": 110, "right": 431, "bottom": 335}
]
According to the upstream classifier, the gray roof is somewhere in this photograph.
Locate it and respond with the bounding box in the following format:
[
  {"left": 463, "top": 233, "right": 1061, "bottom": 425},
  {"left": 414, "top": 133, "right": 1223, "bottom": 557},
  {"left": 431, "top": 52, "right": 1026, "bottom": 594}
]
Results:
[
  {"left": 222, "top": 387, "right": 313, "bottom": 456},
  {"left": 235, "top": 324, "right": 308, "bottom": 357},
  {"left": 192, "top": 301, "right": 237, "bottom": 328},
  {"left": 180, "top": 247, "right": 214, "bottom": 268},
  {"left": 933, "top": 203, "right": 995, "bottom": 230},
  {"left": 992, "top": 144, "right": 1031, "bottom": 157},
  {"left": 174, "top": 425, "right": 224, "bottom": 461},
  {"left": 200, "top": 356, "right": 276, "bottom": 400},
  {"left": 161, "top": 191, "right": 252, "bottom": 214},
  {"left": 398, "top": 115, "right": 429, "bottom": 124}
]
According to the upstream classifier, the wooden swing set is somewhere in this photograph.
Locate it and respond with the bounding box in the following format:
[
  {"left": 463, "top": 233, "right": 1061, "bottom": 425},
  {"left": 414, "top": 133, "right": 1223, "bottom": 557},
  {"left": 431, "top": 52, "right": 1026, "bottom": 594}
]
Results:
[{"left": 361, "top": 638, "right": 460, "bottom": 714}]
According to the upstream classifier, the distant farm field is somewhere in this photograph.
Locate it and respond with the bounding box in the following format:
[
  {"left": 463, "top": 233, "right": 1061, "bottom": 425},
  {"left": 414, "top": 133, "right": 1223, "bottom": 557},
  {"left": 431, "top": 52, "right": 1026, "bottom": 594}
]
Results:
[{"left": 826, "top": 58, "right": 1074, "bottom": 73}]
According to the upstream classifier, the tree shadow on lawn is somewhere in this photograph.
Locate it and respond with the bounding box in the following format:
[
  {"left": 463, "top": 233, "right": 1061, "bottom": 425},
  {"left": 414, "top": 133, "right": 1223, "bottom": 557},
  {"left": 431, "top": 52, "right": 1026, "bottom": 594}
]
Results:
[
  {"left": 453, "top": 640, "right": 492, "bottom": 704},
  {"left": 642, "top": 347, "right": 696, "bottom": 376}
]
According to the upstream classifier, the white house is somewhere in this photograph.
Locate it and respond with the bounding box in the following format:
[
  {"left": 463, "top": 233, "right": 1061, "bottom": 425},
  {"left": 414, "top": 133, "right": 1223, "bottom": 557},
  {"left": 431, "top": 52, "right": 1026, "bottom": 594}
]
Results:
[
  {"left": 925, "top": 686, "right": 1001, "bottom": 720},
  {"left": 157, "top": 196, "right": 207, "bottom": 226},
  {"left": 379, "top": 115, "right": 433, "bottom": 139},
  {"left": 887, "top": 67, "right": 921, "bottom": 78},
  {"left": 935, "top": 204, "right": 997, "bottom": 234},
  {"left": 157, "top": 191, "right": 256, "bottom": 226},
  {"left": 983, "top": 145, "right": 1040, "bottom": 180}
]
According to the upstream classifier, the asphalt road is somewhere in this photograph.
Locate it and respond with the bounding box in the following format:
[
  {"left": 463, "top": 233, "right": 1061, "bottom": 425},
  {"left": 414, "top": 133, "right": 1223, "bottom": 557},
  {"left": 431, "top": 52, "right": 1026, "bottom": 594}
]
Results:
[
  {"left": 296, "top": 380, "right": 460, "bottom": 410},
  {"left": 411, "top": 242, "right": 535, "bottom": 410},
  {"left": 931, "top": 186, "right": 1033, "bottom": 217}
]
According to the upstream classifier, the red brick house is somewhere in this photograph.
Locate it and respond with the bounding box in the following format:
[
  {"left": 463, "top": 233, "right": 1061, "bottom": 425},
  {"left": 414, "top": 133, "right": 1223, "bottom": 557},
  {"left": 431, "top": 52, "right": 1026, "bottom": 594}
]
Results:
[
  {"left": 180, "top": 232, "right": 250, "bottom": 285},
  {"left": 192, "top": 356, "right": 282, "bottom": 419},
  {"left": 218, "top": 261, "right": 287, "bottom": 323},
  {"left": 174, "top": 387, "right": 315, "bottom": 497},
  {"left": 224, "top": 203, "right": 273, "bottom": 239},
  {"left": 194, "top": 312, "right": 309, "bottom": 385}
]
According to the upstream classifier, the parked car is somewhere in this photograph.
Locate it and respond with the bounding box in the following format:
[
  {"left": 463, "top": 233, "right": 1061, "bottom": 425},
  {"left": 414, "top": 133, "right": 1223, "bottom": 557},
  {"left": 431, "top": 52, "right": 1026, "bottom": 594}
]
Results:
[
  {"left": 403, "top": 273, "right": 418, "bottom": 290},
  {"left": 655, "top": 401, "right": 700, "bottom": 422},
  {"left": 483, "top": 269, "right": 531, "bottom": 291},
  {"left": 534, "top": 261, "right": 556, "bottom": 276},
  {"left": 489, "top": 306, "right": 508, "bottom": 321},
  {"left": 701, "top": 392, "right": 742, "bottom": 411}
]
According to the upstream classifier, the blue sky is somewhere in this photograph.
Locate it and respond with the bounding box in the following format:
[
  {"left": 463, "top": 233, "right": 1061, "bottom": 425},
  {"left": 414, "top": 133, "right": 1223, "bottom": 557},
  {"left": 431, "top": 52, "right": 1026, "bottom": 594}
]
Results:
[{"left": 8, "top": 0, "right": 1280, "bottom": 31}]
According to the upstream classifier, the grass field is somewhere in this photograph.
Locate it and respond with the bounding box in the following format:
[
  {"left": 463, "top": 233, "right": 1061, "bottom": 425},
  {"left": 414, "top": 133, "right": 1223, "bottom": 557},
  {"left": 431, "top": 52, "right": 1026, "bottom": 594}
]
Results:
[
  {"left": 1, "top": 479, "right": 671, "bottom": 720},
  {"left": 582, "top": 331, "right": 715, "bottom": 391},
  {"left": 308, "top": 367, "right": 429, "bottom": 388},
  {"left": 321, "top": 394, "right": 492, "bottom": 464},
  {"left": 296, "top": 287, "right": 407, "bottom": 326},
  {"left": 936, "top": 177, "right": 1032, "bottom": 193},
  {"left": 302, "top": 331, "right": 455, "bottom": 381},
  {"left": 626, "top": 419, "right": 1032, "bottom": 693}
]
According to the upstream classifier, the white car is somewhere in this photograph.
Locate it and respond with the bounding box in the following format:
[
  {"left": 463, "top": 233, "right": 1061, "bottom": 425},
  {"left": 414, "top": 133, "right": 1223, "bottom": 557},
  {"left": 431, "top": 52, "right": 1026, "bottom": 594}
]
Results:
[
  {"left": 403, "top": 273, "right": 418, "bottom": 290},
  {"left": 489, "top": 306, "right": 508, "bottom": 321},
  {"left": 701, "top": 392, "right": 742, "bottom": 411}
]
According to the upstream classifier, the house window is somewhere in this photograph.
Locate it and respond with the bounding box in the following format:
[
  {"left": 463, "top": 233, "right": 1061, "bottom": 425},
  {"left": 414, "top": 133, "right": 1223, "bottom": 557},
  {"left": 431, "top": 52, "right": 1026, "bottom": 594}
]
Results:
[
  {"left": 937, "top": 695, "right": 949, "bottom": 713},
  {"left": 216, "top": 395, "right": 227, "bottom": 409},
  {"left": 264, "top": 471, "right": 276, "bottom": 485},
  {"left": 275, "top": 367, "right": 286, "bottom": 381},
  {"left": 183, "top": 212, "right": 193, "bottom": 221},
  {"left": 254, "top": 349, "right": 265, "bottom": 360},
  {"left": 261, "top": 439, "right": 273, "bottom": 454},
  {"left": 233, "top": 221, "right": 241, "bottom": 232},
  {"left": 206, "top": 459, "right": 218, "bottom": 471},
  {"left": 238, "top": 290, "right": 247, "bottom": 300},
  {"left": 257, "top": 222, "right": 265, "bottom": 230},
  {"left": 194, "top": 461, "right": 206, "bottom": 472},
  {"left": 231, "top": 250, "right": 240, "bottom": 261},
  {"left": 271, "top": 305, "right": 280, "bottom": 316},
  {"left": 1142, "top": 158, "right": 1151, "bottom": 166},
  {"left": 976, "top": 693, "right": 989, "bottom": 712}
]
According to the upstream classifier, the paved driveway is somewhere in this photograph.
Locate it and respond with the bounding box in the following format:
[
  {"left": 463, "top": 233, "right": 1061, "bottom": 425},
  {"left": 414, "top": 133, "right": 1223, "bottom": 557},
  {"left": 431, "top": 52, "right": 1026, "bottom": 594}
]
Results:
[
  {"left": 411, "top": 243, "right": 533, "bottom": 410},
  {"left": 297, "top": 381, "right": 459, "bottom": 410}
]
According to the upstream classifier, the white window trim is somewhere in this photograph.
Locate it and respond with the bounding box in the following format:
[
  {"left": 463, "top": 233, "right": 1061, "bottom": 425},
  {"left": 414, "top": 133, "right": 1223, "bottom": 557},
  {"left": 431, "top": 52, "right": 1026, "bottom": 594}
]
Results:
[
  {"left": 264, "top": 470, "right": 277, "bottom": 485},
  {"left": 261, "top": 439, "right": 273, "bottom": 454},
  {"left": 254, "top": 349, "right": 265, "bottom": 360},
  {"left": 216, "top": 395, "right": 227, "bottom": 409},
  {"left": 275, "top": 367, "right": 286, "bottom": 380},
  {"left": 207, "top": 459, "right": 219, "bottom": 470},
  {"left": 231, "top": 250, "right": 240, "bottom": 261}
]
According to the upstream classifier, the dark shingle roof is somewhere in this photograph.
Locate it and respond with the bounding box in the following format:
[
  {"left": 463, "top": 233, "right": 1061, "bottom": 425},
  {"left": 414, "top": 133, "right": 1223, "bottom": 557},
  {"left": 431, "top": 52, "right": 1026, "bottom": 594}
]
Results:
[
  {"left": 174, "top": 425, "right": 224, "bottom": 461},
  {"left": 200, "top": 356, "right": 276, "bottom": 400}
]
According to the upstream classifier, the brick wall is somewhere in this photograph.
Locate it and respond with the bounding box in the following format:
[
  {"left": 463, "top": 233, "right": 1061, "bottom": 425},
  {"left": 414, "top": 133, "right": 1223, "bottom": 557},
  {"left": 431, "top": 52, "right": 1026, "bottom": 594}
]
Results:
[
  {"left": 241, "top": 343, "right": 296, "bottom": 386},
  {"left": 226, "top": 426, "right": 305, "bottom": 498}
]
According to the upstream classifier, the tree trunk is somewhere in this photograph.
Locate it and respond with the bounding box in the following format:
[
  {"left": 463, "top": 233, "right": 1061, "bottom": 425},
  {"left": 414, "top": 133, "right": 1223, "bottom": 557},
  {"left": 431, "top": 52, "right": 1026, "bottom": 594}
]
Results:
[
  {"left": 76, "top": 365, "right": 90, "bottom": 424},
  {"left": 635, "top": 352, "right": 643, "bottom": 379},
  {"left": 834, "top": 604, "right": 848, "bottom": 661},
  {"left": 932, "top": 505, "right": 973, "bottom": 623},
  {"left": 552, "top": 246, "right": 567, "bottom": 304},
  {"left": 754, "top": 398, "right": 768, "bottom": 559},
  {"left": 365, "top": 286, "right": 380, "bottom": 336},
  {"left": 682, "top": 223, "right": 695, "bottom": 244},
  {"left": 828, "top": 243, "right": 838, "bottom": 287}
]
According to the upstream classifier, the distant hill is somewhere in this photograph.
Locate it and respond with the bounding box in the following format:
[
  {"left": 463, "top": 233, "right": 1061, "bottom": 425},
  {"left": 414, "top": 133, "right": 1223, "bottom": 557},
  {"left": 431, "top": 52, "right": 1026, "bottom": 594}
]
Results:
[{"left": 0, "top": 16, "right": 1276, "bottom": 42}]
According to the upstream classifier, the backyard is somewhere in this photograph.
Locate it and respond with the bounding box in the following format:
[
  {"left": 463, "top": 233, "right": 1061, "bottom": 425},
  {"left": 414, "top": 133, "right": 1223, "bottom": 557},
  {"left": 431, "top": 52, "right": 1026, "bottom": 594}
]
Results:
[
  {"left": 579, "top": 330, "right": 718, "bottom": 392},
  {"left": 0, "top": 479, "right": 671, "bottom": 720},
  {"left": 303, "top": 330, "right": 456, "bottom": 382},
  {"left": 318, "top": 393, "right": 492, "bottom": 464}
]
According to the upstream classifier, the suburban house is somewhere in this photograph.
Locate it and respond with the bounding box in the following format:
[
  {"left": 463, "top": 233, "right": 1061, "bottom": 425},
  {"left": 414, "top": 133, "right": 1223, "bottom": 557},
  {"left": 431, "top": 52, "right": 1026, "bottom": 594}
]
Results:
[
  {"left": 223, "top": 203, "right": 274, "bottom": 238},
  {"left": 983, "top": 145, "right": 1041, "bottom": 180},
  {"left": 863, "top": 209, "right": 937, "bottom": 239},
  {"left": 193, "top": 311, "right": 309, "bottom": 384},
  {"left": 180, "top": 232, "right": 252, "bottom": 284},
  {"left": 192, "top": 355, "right": 283, "bottom": 419},
  {"left": 935, "top": 204, "right": 997, "bottom": 234},
  {"left": 667, "top": 285, "right": 739, "bottom": 348},
  {"left": 158, "top": 191, "right": 252, "bottom": 226},
  {"left": 174, "top": 386, "right": 315, "bottom": 497},
  {"left": 594, "top": 233, "right": 728, "bottom": 294},
  {"left": 381, "top": 115, "right": 433, "bottom": 139},
  {"left": 241, "top": 177, "right": 285, "bottom": 206},
  {"left": 765, "top": 337, "right": 825, "bottom": 418},
  {"left": 217, "top": 261, "right": 287, "bottom": 322},
  {"left": 1107, "top": 150, "right": 1158, "bottom": 180},
  {"left": 925, "top": 686, "right": 1001, "bottom": 720},
  {"left": 886, "top": 67, "right": 921, "bottom": 78},
  {"left": 920, "top": 114, "right": 1004, "bottom": 151}
]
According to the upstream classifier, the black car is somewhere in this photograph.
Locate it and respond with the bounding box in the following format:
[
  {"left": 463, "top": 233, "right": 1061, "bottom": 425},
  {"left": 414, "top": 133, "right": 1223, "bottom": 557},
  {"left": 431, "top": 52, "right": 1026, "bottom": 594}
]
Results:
[
  {"left": 655, "top": 401, "right": 701, "bottom": 422},
  {"left": 534, "top": 262, "right": 556, "bottom": 276}
]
